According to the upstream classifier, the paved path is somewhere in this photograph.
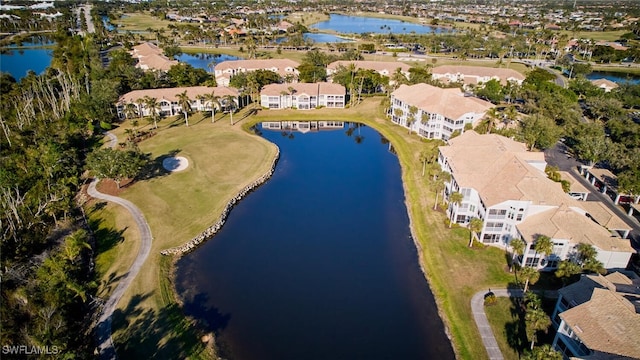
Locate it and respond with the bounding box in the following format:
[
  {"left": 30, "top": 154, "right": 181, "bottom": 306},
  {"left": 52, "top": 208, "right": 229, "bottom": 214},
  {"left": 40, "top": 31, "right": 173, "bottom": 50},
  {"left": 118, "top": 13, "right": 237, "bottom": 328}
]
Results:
[
  {"left": 471, "top": 288, "right": 524, "bottom": 360},
  {"left": 91, "top": 132, "right": 153, "bottom": 359}
]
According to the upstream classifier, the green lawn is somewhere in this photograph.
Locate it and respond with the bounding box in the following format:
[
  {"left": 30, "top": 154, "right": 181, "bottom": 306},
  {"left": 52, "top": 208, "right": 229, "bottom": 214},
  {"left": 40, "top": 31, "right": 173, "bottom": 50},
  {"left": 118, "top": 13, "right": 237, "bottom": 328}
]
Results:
[
  {"left": 485, "top": 297, "right": 527, "bottom": 360},
  {"left": 112, "top": 12, "right": 173, "bottom": 32}
]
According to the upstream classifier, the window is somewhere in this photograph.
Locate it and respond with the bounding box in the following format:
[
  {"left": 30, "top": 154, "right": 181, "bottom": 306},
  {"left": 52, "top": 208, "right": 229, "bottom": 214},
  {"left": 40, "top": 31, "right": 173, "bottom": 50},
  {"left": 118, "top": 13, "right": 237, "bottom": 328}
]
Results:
[
  {"left": 524, "top": 257, "right": 539, "bottom": 267},
  {"left": 516, "top": 214, "right": 523, "bottom": 221},
  {"left": 483, "top": 234, "right": 500, "bottom": 243}
]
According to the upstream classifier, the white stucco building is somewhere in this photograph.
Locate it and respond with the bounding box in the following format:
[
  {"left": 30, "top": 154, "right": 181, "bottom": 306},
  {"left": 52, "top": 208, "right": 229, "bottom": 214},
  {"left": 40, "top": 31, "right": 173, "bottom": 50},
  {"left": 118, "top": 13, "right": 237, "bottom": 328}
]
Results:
[{"left": 260, "top": 82, "right": 345, "bottom": 110}]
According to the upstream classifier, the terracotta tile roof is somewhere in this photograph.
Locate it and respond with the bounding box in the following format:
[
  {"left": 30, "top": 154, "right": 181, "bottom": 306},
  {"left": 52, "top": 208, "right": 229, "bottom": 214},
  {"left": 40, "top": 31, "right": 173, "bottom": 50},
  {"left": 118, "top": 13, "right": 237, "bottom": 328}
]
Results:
[
  {"left": 131, "top": 42, "right": 163, "bottom": 57},
  {"left": 439, "top": 131, "right": 565, "bottom": 207},
  {"left": 591, "top": 78, "right": 619, "bottom": 90},
  {"left": 392, "top": 84, "right": 493, "bottom": 121},
  {"left": 215, "top": 59, "right": 300, "bottom": 73},
  {"left": 130, "top": 42, "right": 178, "bottom": 71},
  {"left": 327, "top": 60, "right": 411, "bottom": 73},
  {"left": 260, "top": 82, "right": 345, "bottom": 96},
  {"left": 559, "top": 288, "right": 640, "bottom": 359},
  {"left": 516, "top": 205, "right": 635, "bottom": 253},
  {"left": 559, "top": 171, "right": 590, "bottom": 194},
  {"left": 576, "top": 201, "right": 632, "bottom": 232},
  {"left": 118, "top": 86, "right": 239, "bottom": 104},
  {"left": 432, "top": 65, "right": 525, "bottom": 84}
]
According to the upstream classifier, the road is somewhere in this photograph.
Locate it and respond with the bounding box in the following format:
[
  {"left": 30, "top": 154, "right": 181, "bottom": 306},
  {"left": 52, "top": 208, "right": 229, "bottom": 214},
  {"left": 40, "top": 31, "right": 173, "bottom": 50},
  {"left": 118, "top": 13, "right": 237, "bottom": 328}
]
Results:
[
  {"left": 91, "top": 132, "right": 153, "bottom": 359},
  {"left": 544, "top": 142, "right": 640, "bottom": 248}
]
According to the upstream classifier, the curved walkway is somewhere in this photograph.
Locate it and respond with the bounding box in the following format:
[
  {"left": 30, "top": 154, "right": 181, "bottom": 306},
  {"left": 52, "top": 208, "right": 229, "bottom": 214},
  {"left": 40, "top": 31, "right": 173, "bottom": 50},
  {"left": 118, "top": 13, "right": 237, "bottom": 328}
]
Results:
[
  {"left": 471, "top": 288, "right": 524, "bottom": 360},
  {"left": 91, "top": 132, "right": 153, "bottom": 359}
]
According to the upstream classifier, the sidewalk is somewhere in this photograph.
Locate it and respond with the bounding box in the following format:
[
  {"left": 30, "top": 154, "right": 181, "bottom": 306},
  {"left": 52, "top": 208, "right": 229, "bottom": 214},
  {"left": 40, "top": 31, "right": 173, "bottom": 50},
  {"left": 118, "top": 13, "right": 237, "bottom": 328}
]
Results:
[{"left": 471, "top": 288, "right": 524, "bottom": 360}]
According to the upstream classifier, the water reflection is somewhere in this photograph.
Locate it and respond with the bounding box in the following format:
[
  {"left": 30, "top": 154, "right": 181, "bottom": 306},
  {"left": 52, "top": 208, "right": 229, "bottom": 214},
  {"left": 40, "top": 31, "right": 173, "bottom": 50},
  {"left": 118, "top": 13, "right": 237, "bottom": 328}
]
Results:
[{"left": 261, "top": 120, "right": 345, "bottom": 133}]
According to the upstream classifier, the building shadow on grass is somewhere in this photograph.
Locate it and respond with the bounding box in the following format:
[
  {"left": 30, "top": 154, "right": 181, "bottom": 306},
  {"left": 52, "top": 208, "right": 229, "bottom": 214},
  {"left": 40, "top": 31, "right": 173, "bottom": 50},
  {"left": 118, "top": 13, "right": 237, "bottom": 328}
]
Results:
[
  {"left": 137, "top": 149, "right": 182, "bottom": 181},
  {"left": 110, "top": 293, "right": 211, "bottom": 359}
]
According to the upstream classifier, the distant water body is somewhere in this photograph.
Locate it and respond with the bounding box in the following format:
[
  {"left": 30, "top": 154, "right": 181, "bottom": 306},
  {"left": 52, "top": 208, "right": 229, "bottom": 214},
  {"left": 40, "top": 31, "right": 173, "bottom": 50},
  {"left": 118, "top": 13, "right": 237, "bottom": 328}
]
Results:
[
  {"left": 0, "top": 47, "right": 53, "bottom": 80},
  {"left": 311, "top": 13, "right": 450, "bottom": 34},
  {"left": 586, "top": 71, "right": 640, "bottom": 85}
]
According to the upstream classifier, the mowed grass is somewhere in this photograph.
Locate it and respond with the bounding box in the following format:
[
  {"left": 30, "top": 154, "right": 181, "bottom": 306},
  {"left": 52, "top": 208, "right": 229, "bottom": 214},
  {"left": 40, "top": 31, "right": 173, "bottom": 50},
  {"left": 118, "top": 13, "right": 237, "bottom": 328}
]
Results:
[
  {"left": 95, "top": 112, "right": 277, "bottom": 359},
  {"left": 113, "top": 12, "right": 172, "bottom": 32},
  {"left": 485, "top": 297, "right": 525, "bottom": 360}
]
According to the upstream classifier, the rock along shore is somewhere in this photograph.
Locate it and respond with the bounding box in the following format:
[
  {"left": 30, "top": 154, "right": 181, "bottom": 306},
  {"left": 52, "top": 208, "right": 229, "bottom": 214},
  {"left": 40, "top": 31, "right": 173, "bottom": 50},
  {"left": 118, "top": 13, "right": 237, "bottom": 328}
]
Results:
[{"left": 160, "top": 147, "right": 280, "bottom": 256}]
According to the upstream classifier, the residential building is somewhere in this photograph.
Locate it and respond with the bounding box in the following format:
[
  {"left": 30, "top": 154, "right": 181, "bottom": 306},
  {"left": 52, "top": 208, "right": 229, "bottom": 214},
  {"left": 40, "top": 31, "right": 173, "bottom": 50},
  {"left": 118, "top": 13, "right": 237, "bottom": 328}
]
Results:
[
  {"left": 260, "top": 82, "right": 345, "bottom": 110},
  {"left": 551, "top": 272, "right": 640, "bottom": 359},
  {"left": 116, "top": 86, "right": 239, "bottom": 118},
  {"left": 437, "top": 131, "right": 634, "bottom": 271},
  {"left": 129, "top": 42, "right": 178, "bottom": 72},
  {"left": 214, "top": 59, "right": 300, "bottom": 86},
  {"left": 390, "top": 83, "right": 493, "bottom": 140},
  {"left": 431, "top": 65, "right": 525, "bottom": 86},
  {"left": 590, "top": 78, "right": 619, "bottom": 92},
  {"left": 326, "top": 60, "right": 411, "bottom": 82}
]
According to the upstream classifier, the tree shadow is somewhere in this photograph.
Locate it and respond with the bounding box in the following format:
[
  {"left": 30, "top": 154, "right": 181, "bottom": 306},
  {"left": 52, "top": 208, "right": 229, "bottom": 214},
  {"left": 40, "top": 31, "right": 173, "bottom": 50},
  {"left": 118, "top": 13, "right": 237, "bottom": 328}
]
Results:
[
  {"left": 110, "top": 293, "right": 212, "bottom": 359},
  {"left": 137, "top": 149, "right": 181, "bottom": 181},
  {"left": 505, "top": 282, "right": 528, "bottom": 357},
  {"left": 88, "top": 215, "right": 126, "bottom": 255}
]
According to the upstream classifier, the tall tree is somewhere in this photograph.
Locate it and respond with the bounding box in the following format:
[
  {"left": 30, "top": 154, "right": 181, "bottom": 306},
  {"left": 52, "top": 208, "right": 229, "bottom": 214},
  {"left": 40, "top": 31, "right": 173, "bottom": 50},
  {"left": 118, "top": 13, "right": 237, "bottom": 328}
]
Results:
[
  {"left": 176, "top": 91, "right": 192, "bottom": 127},
  {"left": 468, "top": 217, "right": 483, "bottom": 247},
  {"left": 223, "top": 94, "right": 237, "bottom": 125},
  {"left": 448, "top": 191, "right": 464, "bottom": 228},
  {"left": 510, "top": 238, "right": 525, "bottom": 272},
  {"left": 204, "top": 92, "right": 220, "bottom": 123},
  {"left": 525, "top": 306, "right": 551, "bottom": 350},
  {"left": 520, "top": 266, "right": 540, "bottom": 293},
  {"left": 533, "top": 235, "right": 553, "bottom": 267}
]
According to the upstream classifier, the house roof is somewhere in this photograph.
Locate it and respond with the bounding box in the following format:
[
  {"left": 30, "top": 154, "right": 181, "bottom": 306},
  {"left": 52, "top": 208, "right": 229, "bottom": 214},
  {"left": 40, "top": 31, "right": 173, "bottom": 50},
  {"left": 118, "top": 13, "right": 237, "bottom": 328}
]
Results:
[
  {"left": 130, "top": 42, "right": 178, "bottom": 71},
  {"left": 576, "top": 201, "right": 631, "bottom": 232},
  {"left": 559, "top": 171, "right": 590, "bottom": 194},
  {"left": 439, "top": 131, "right": 567, "bottom": 207},
  {"left": 516, "top": 205, "right": 635, "bottom": 253},
  {"left": 327, "top": 60, "right": 411, "bottom": 73},
  {"left": 559, "top": 272, "right": 640, "bottom": 307},
  {"left": 432, "top": 65, "right": 525, "bottom": 84},
  {"left": 559, "top": 288, "right": 640, "bottom": 359},
  {"left": 215, "top": 59, "right": 300, "bottom": 72},
  {"left": 260, "top": 82, "right": 345, "bottom": 96},
  {"left": 392, "top": 84, "right": 493, "bottom": 121},
  {"left": 591, "top": 78, "right": 619, "bottom": 90},
  {"left": 118, "top": 86, "right": 239, "bottom": 104}
]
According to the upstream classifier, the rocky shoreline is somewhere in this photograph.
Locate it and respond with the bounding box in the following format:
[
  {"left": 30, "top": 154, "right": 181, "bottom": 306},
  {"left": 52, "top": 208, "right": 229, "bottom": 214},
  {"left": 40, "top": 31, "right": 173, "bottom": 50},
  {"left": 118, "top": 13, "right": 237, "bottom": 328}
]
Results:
[{"left": 160, "top": 147, "right": 280, "bottom": 256}]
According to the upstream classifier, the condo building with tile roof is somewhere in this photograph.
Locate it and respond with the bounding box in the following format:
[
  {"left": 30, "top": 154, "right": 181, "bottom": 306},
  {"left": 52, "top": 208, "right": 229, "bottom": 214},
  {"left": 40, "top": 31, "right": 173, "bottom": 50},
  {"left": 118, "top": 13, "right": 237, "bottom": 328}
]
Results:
[
  {"left": 431, "top": 65, "right": 525, "bottom": 86},
  {"left": 214, "top": 59, "right": 300, "bottom": 86},
  {"left": 129, "top": 42, "right": 178, "bottom": 72},
  {"left": 390, "top": 83, "right": 494, "bottom": 140},
  {"left": 551, "top": 272, "right": 640, "bottom": 359},
  {"left": 116, "top": 86, "right": 240, "bottom": 118},
  {"left": 326, "top": 60, "right": 411, "bottom": 80},
  {"left": 260, "top": 82, "right": 345, "bottom": 109},
  {"left": 437, "top": 131, "right": 634, "bottom": 271}
]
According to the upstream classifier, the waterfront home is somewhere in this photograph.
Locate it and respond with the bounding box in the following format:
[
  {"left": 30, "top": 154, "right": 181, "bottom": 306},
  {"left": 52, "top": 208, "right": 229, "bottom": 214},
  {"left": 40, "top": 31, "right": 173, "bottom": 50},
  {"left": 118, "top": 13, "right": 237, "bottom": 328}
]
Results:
[
  {"left": 326, "top": 60, "right": 411, "bottom": 81},
  {"left": 550, "top": 272, "right": 640, "bottom": 359},
  {"left": 390, "top": 83, "right": 493, "bottom": 140},
  {"left": 590, "top": 78, "right": 618, "bottom": 92},
  {"left": 116, "top": 86, "right": 240, "bottom": 118},
  {"left": 260, "top": 82, "right": 345, "bottom": 109},
  {"left": 431, "top": 65, "right": 525, "bottom": 86},
  {"left": 214, "top": 59, "right": 300, "bottom": 86},
  {"left": 129, "top": 42, "right": 178, "bottom": 72},
  {"left": 437, "top": 131, "right": 634, "bottom": 270}
]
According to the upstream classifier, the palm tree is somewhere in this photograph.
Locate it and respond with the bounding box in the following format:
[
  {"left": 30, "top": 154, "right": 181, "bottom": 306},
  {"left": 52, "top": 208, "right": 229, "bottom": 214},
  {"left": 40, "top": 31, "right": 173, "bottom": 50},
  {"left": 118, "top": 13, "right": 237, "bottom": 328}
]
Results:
[
  {"left": 204, "top": 92, "right": 220, "bottom": 123},
  {"left": 522, "top": 345, "right": 562, "bottom": 360},
  {"left": 519, "top": 266, "right": 540, "bottom": 293},
  {"left": 468, "top": 217, "right": 483, "bottom": 247},
  {"left": 135, "top": 98, "right": 145, "bottom": 118},
  {"left": 484, "top": 107, "right": 500, "bottom": 134},
  {"left": 555, "top": 260, "right": 582, "bottom": 285},
  {"left": 124, "top": 103, "right": 138, "bottom": 120},
  {"left": 393, "top": 108, "right": 404, "bottom": 123},
  {"left": 575, "top": 243, "right": 597, "bottom": 264},
  {"left": 525, "top": 306, "right": 551, "bottom": 350},
  {"left": 176, "top": 90, "right": 192, "bottom": 127},
  {"left": 509, "top": 238, "right": 525, "bottom": 272},
  {"left": 433, "top": 170, "right": 451, "bottom": 210},
  {"left": 448, "top": 191, "right": 464, "bottom": 228},
  {"left": 533, "top": 235, "right": 553, "bottom": 268},
  {"left": 223, "top": 94, "right": 237, "bottom": 125},
  {"left": 143, "top": 96, "right": 161, "bottom": 129},
  {"left": 407, "top": 105, "right": 418, "bottom": 134}
]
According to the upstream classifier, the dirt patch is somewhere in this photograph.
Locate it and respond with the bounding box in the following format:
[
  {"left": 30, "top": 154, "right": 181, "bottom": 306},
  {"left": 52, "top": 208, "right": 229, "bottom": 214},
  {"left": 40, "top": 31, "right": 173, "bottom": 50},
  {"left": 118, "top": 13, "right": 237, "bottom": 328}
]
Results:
[{"left": 96, "top": 178, "right": 133, "bottom": 196}]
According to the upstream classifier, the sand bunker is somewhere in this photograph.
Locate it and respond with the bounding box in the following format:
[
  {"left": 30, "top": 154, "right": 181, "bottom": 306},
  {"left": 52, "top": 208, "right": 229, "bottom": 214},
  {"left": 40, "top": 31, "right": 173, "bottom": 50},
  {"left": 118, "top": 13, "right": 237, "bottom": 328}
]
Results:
[{"left": 162, "top": 156, "right": 189, "bottom": 172}]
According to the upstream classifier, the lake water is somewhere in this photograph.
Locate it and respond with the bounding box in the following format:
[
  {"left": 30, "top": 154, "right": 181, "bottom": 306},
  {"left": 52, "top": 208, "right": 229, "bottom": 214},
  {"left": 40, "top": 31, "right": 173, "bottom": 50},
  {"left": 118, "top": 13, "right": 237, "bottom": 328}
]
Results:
[
  {"left": 175, "top": 122, "right": 454, "bottom": 360},
  {"left": 312, "top": 14, "right": 449, "bottom": 35},
  {"left": 176, "top": 53, "right": 242, "bottom": 71},
  {"left": 0, "top": 47, "right": 53, "bottom": 80},
  {"left": 587, "top": 71, "right": 640, "bottom": 84}
]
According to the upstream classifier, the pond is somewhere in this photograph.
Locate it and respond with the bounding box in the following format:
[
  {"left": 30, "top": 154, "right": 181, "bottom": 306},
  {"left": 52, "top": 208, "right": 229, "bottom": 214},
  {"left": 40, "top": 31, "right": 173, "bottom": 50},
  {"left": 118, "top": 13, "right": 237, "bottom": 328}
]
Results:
[
  {"left": 175, "top": 122, "right": 455, "bottom": 360},
  {"left": 0, "top": 47, "right": 53, "bottom": 80},
  {"left": 311, "top": 14, "right": 450, "bottom": 35},
  {"left": 586, "top": 71, "right": 640, "bottom": 85},
  {"left": 176, "top": 53, "right": 242, "bottom": 71}
]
